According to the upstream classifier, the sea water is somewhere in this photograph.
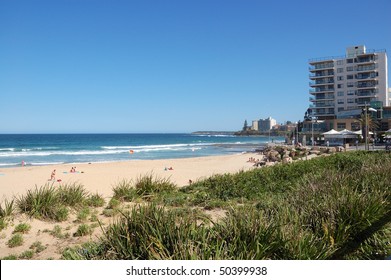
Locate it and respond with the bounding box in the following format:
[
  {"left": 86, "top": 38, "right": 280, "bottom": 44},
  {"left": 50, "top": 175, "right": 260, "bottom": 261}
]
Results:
[{"left": 0, "top": 134, "right": 283, "bottom": 167}]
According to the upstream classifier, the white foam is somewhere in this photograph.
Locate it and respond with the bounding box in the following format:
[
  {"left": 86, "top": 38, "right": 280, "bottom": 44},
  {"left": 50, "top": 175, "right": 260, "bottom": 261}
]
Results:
[
  {"left": 0, "top": 162, "right": 19, "bottom": 167},
  {"left": 0, "top": 148, "right": 15, "bottom": 152},
  {"left": 30, "top": 162, "right": 65, "bottom": 166}
]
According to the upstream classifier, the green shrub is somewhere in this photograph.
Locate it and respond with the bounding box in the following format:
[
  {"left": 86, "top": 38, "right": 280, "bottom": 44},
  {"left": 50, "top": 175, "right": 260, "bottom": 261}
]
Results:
[
  {"left": 0, "top": 218, "right": 7, "bottom": 231},
  {"left": 87, "top": 193, "right": 106, "bottom": 207},
  {"left": 62, "top": 242, "right": 105, "bottom": 260},
  {"left": 54, "top": 206, "right": 69, "bottom": 222},
  {"left": 30, "top": 241, "right": 46, "bottom": 253},
  {"left": 76, "top": 207, "right": 91, "bottom": 222},
  {"left": 49, "top": 225, "right": 68, "bottom": 239},
  {"left": 13, "top": 223, "right": 31, "bottom": 234},
  {"left": 107, "top": 198, "right": 121, "bottom": 209},
  {"left": 7, "top": 233, "right": 24, "bottom": 248},
  {"left": 2, "top": 254, "right": 18, "bottom": 260},
  {"left": 112, "top": 180, "right": 138, "bottom": 202},
  {"left": 74, "top": 224, "right": 93, "bottom": 237},
  {"left": 102, "top": 208, "right": 117, "bottom": 217},
  {"left": 19, "top": 250, "right": 34, "bottom": 259}
]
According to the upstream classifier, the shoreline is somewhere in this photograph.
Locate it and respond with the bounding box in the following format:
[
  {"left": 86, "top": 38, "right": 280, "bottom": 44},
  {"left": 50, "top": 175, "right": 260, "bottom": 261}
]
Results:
[{"left": 0, "top": 152, "right": 257, "bottom": 200}]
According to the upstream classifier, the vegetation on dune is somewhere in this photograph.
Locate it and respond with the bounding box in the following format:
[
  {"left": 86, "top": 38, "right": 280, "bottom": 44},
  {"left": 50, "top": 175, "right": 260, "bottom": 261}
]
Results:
[
  {"left": 16, "top": 183, "right": 105, "bottom": 221},
  {"left": 7, "top": 233, "right": 24, "bottom": 248},
  {"left": 0, "top": 198, "right": 15, "bottom": 231},
  {"left": 61, "top": 151, "right": 391, "bottom": 260},
  {"left": 1, "top": 151, "right": 390, "bottom": 260}
]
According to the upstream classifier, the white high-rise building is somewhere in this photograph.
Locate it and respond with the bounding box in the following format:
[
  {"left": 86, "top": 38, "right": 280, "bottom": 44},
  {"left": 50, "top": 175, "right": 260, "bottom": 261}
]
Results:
[
  {"left": 258, "top": 117, "right": 276, "bottom": 132},
  {"left": 308, "top": 46, "right": 388, "bottom": 120}
]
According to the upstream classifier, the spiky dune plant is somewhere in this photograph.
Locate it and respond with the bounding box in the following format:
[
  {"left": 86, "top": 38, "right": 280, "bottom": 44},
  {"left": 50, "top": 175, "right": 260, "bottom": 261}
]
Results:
[
  {"left": 0, "top": 198, "right": 15, "bottom": 218},
  {"left": 57, "top": 183, "right": 89, "bottom": 207},
  {"left": 17, "top": 185, "right": 59, "bottom": 220}
]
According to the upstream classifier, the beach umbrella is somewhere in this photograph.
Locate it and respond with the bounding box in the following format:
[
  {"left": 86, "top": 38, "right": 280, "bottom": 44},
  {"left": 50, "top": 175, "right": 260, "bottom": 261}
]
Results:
[{"left": 322, "top": 129, "right": 340, "bottom": 135}]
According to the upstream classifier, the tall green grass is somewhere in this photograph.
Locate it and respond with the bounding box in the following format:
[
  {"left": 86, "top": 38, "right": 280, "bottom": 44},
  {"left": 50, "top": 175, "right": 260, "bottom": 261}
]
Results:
[{"left": 16, "top": 183, "right": 104, "bottom": 221}]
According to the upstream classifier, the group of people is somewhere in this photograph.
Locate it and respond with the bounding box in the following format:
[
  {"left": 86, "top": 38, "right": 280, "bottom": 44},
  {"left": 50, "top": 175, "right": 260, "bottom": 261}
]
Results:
[
  {"left": 247, "top": 157, "right": 258, "bottom": 163},
  {"left": 50, "top": 166, "right": 78, "bottom": 181},
  {"left": 247, "top": 157, "right": 266, "bottom": 167}
]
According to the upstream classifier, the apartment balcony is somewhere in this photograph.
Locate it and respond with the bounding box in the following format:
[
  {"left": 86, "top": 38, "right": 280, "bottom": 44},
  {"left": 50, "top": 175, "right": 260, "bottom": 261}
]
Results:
[
  {"left": 309, "top": 87, "right": 334, "bottom": 94},
  {"left": 312, "top": 111, "right": 335, "bottom": 117},
  {"left": 356, "top": 89, "right": 378, "bottom": 97},
  {"left": 355, "top": 73, "right": 377, "bottom": 80},
  {"left": 309, "top": 63, "right": 334, "bottom": 71},
  {"left": 309, "top": 78, "right": 334, "bottom": 86},
  {"left": 356, "top": 65, "right": 377, "bottom": 72},
  {"left": 309, "top": 102, "right": 334, "bottom": 108},
  {"left": 356, "top": 56, "right": 377, "bottom": 65},
  {"left": 309, "top": 94, "right": 334, "bottom": 102},
  {"left": 357, "top": 98, "right": 375, "bottom": 106},
  {"left": 356, "top": 81, "right": 378, "bottom": 89},
  {"left": 309, "top": 71, "right": 334, "bottom": 79}
]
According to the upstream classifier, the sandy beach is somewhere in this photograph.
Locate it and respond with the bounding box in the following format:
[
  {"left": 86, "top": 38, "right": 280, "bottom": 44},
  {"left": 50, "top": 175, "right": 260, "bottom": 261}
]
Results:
[
  {"left": 0, "top": 153, "right": 260, "bottom": 259},
  {"left": 0, "top": 153, "right": 256, "bottom": 200}
]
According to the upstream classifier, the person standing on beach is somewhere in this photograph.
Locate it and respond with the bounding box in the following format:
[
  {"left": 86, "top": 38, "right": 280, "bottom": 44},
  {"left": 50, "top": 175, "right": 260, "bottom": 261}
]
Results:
[{"left": 50, "top": 169, "right": 56, "bottom": 181}]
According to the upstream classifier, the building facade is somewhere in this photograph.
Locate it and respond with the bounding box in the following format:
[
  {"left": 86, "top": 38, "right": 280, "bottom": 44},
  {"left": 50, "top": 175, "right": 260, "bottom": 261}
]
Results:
[
  {"left": 258, "top": 117, "right": 277, "bottom": 132},
  {"left": 306, "top": 46, "right": 388, "bottom": 133}
]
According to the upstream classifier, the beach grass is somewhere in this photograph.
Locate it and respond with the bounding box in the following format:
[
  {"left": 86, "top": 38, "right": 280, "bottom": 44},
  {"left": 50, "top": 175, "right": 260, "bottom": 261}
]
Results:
[
  {"left": 0, "top": 198, "right": 15, "bottom": 218},
  {"left": 61, "top": 151, "right": 391, "bottom": 260},
  {"left": 16, "top": 183, "right": 102, "bottom": 222}
]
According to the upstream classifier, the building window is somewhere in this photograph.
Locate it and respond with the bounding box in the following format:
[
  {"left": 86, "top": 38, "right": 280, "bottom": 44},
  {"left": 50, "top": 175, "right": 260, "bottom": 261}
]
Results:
[
  {"left": 337, "top": 123, "right": 346, "bottom": 129},
  {"left": 337, "top": 60, "right": 344, "bottom": 65},
  {"left": 347, "top": 98, "right": 355, "bottom": 103},
  {"left": 337, "top": 76, "right": 344, "bottom": 81},
  {"left": 346, "top": 59, "right": 354, "bottom": 64},
  {"left": 337, "top": 99, "right": 344, "bottom": 104},
  {"left": 337, "top": 68, "right": 344, "bottom": 73},
  {"left": 338, "top": 107, "right": 345, "bottom": 112},
  {"left": 347, "top": 82, "right": 354, "bottom": 88},
  {"left": 347, "top": 75, "right": 354, "bottom": 79},
  {"left": 337, "top": 91, "right": 344, "bottom": 96},
  {"left": 347, "top": 90, "right": 355, "bottom": 95},
  {"left": 347, "top": 66, "right": 354, "bottom": 71},
  {"left": 337, "top": 84, "right": 344, "bottom": 88}
]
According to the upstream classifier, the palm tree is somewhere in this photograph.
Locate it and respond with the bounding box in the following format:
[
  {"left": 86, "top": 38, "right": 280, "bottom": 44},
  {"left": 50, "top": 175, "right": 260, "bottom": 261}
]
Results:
[{"left": 357, "top": 112, "right": 379, "bottom": 141}]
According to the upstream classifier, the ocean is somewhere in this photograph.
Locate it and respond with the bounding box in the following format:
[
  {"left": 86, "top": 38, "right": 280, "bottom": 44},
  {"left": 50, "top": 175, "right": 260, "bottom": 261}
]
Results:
[{"left": 0, "top": 133, "right": 284, "bottom": 168}]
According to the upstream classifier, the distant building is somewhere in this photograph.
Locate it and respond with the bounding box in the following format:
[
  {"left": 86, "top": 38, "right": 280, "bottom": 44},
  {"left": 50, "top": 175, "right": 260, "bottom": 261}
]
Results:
[
  {"left": 253, "top": 117, "right": 277, "bottom": 132},
  {"left": 252, "top": 120, "right": 259, "bottom": 131}
]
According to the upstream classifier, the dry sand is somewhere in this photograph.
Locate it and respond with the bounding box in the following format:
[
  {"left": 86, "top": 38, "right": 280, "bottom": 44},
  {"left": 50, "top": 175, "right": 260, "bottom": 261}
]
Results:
[{"left": 0, "top": 153, "right": 256, "bottom": 200}]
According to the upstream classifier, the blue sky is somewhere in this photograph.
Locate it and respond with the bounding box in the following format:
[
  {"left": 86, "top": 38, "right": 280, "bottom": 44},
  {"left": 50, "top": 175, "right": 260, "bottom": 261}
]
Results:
[{"left": 1, "top": 0, "right": 390, "bottom": 133}]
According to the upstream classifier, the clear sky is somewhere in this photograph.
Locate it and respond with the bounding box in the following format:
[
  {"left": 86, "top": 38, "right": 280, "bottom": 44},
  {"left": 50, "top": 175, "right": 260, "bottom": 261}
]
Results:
[{"left": 1, "top": 0, "right": 390, "bottom": 133}]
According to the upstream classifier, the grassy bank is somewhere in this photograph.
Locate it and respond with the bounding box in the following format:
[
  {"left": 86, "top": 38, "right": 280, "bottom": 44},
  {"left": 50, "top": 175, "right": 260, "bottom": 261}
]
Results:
[{"left": 59, "top": 151, "right": 391, "bottom": 260}]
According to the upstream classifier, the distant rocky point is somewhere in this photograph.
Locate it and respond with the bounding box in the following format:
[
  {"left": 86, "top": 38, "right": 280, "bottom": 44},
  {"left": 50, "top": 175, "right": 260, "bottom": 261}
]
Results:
[{"left": 191, "top": 131, "right": 235, "bottom": 135}]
